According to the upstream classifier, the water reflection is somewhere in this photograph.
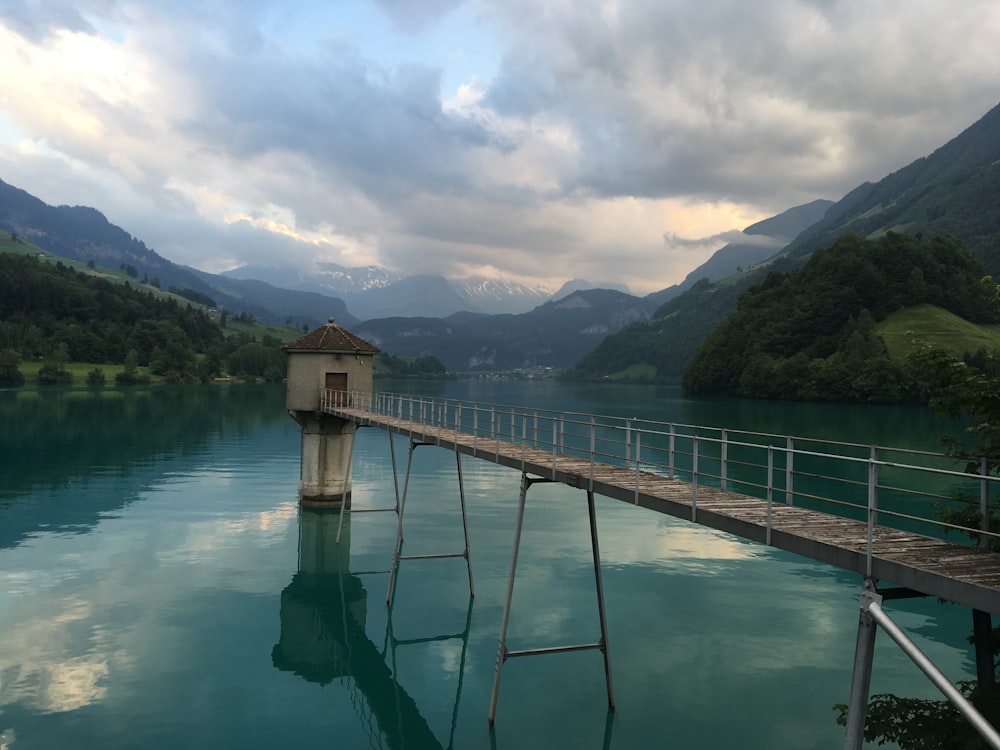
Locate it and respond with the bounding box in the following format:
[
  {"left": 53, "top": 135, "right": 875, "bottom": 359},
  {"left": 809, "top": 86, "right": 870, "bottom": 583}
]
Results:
[
  {"left": 272, "top": 510, "right": 472, "bottom": 750},
  {"left": 0, "top": 385, "right": 290, "bottom": 549}
]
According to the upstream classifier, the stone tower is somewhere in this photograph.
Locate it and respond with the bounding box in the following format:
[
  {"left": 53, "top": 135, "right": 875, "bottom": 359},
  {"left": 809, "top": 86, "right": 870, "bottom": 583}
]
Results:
[{"left": 283, "top": 318, "right": 380, "bottom": 505}]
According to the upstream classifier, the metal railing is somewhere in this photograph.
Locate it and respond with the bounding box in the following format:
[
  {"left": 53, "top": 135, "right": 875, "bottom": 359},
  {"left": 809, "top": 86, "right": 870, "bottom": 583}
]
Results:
[{"left": 321, "top": 389, "right": 999, "bottom": 572}]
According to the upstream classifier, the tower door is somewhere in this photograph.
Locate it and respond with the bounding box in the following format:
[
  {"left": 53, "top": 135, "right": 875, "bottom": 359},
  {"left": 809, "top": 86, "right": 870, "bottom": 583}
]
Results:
[{"left": 325, "top": 372, "right": 348, "bottom": 393}]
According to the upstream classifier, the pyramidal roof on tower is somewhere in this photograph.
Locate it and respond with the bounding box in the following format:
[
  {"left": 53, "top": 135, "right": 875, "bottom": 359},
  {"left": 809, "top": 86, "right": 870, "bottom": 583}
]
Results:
[{"left": 282, "top": 318, "right": 380, "bottom": 354}]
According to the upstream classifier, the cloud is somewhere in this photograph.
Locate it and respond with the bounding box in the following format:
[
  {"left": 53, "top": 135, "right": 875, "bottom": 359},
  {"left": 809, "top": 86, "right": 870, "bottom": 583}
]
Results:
[
  {"left": 0, "top": 0, "right": 100, "bottom": 43},
  {"left": 1, "top": 0, "right": 999, "bottom": 295},
  {"left": 372, "top": 0, "right": 465, "bottom": 33},
  {"left": 664, "top": 230, "right": 785, "bottom": 251}
]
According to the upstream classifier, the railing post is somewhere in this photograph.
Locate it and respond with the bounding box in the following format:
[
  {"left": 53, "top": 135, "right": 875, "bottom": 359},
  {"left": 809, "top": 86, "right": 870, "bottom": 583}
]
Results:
[
  {"left": 691, "top": 436, "right": 698, "bottom": 521},
  {"left": 589, "top": 416, "right": 596, "bottom": 492},
  {"left": 521, "top": 414, "right": 527, "bottom": 470},
  {"left": 634, "top": 431, "right": 641, "bottom": 506},
  {"left": 866, "top": 447, "right": 878, "bottom": 579},
  {"left": 625, "top": 419, "right": 632, "bottom": 469},
  {"left": 667, "top": 424, "right": 674, "bottom": 478},
  {"left": 551, "top": 419, "right": 557, "bottom": 480},
  {"left": 721, "top": 429, "right": 728, "bottom": 492},
  {"left": 981, "top": 456, "right": 990, "bottom": 550},
  {"left": 766, "top": 446, "right": 773, "bottom": 546},
  {"left": 786, "top": 436, "right": 794, "bottom": 505}
]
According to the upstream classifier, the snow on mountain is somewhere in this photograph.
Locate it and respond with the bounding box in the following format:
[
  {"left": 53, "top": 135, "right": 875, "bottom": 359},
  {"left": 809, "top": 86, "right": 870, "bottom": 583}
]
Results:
[
  {"left": 222, "top": 264, "right": 556, "bottom": 318},
  {"left": 451, "top": 276, "right": 554, "bottom": 315}
]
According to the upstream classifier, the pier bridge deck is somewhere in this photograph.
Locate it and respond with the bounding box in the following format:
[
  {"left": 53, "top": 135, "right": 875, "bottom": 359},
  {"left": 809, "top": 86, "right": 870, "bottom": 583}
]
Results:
[{"left": 322, "top": 391, "right": 1000, "bottom": 615}]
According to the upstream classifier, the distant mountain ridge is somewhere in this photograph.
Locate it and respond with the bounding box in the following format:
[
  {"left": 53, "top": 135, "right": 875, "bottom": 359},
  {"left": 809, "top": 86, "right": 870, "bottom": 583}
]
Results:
[
  {"left": 781, "top": 100, "right": 1000, "bottom": 273},
  {"left": 645, "top": 199, "right": 833, "bottom": 308},
  {"left": 221, "top": 262, "right": 401, "bottom": 296},
  {"left": 0, "top": 177, "right": 356, "bottom": 328},
  {"left": 223, "top": 263, "right": 557, "bottom": 317},
  {"left": 570, "top": 98, "right": 1000, "bottom": 383},
  {"left": 356, "top": 288, "right": 656, "bottom": 372}
]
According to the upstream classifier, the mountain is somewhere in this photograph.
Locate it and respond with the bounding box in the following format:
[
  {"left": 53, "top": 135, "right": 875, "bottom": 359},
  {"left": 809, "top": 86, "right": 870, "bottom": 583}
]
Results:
[
  {"left": 221, "top": 262, "right": 401, "bottom": 296},
  {"left": 340, "top": 275, "right": 473, "bottom": 319},
  {"left": 355, "top": 288, "right": 656, "bottom": 372},
  {"left": 571, "top": 99, "right": 1000, "bottom": 383},
  {"left": 224, "top": 263, "right": 554, "bottom": 318},
  {"left": 0, "top": 177, "right": 356, "bottom": 328},
  {"left": 781, "top": 101, "right": 1000, "bottom": 273},
  {"left": 644, "top": 199, "right": 833, "bottom": 309},
  {"left": 451, "top": 276, "right": 553, "bottom": 315},
  {"left": 551, "top": 278, "right": 632, "bottom": 301}
]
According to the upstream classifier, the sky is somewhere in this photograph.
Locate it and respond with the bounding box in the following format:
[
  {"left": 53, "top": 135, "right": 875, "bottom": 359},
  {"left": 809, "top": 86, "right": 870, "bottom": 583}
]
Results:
[{"left": 1, "top": 1, "right": 999, "bottom": 296}]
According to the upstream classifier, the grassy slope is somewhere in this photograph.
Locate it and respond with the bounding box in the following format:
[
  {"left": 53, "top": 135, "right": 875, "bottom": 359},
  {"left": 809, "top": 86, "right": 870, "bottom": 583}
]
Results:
[{"left": 877, "top": 304, "right": 1000, "bottom": 359}]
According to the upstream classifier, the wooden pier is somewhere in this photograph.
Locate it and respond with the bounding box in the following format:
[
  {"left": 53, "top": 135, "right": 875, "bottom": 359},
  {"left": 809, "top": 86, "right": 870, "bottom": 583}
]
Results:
[{"left": 323, "top": 393, "right": 1000, "bottom": 616}]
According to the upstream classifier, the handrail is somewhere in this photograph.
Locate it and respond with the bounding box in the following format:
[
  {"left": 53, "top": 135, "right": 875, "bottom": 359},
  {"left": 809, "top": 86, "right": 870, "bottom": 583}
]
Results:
[{"left": 322, "top": 389, "right": 1000, "bottom": 572}]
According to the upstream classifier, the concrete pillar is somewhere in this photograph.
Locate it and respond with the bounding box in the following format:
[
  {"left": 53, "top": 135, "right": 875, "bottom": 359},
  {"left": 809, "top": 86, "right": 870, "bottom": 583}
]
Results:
[{"left": 297, "top": 412, "right": 355, "bottom": 506}]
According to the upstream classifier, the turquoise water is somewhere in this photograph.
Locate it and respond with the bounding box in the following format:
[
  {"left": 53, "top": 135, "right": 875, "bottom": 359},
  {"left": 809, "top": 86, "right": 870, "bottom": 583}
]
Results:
[{"left": 0, "top": 383, "right": 979, "bottom": 748}]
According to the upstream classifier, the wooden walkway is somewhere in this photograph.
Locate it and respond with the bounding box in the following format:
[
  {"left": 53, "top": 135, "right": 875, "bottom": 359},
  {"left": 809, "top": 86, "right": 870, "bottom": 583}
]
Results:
[{"left": 327, "top": 404, "right": 1000, "bottom": 615}]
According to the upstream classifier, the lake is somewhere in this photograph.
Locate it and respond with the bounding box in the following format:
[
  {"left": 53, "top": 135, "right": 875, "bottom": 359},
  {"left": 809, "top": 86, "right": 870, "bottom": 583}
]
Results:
[{"left": 0, "top": 381, "right": 980, "bottom": 749}]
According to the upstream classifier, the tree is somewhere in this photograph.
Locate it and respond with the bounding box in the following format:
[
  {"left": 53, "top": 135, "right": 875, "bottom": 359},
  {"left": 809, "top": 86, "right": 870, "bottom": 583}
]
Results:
[
  {"left": 37, "top": 343, "right": 73, "bottom": 385},
  {"left": 839, "top": 685, "right": 999, "bottom": 750},
  {"left": 0, "top": 349, "right": 24, "bottom": 387},
  {"left": 115, "top": 349, "right": 149, "bottom": 385},
  {"left": 86, "top": 367, "right": 106, "bottom": 386}
]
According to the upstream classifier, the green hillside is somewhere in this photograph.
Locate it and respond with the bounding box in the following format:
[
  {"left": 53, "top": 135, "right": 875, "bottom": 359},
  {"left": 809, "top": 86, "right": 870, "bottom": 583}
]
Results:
[
  {"left": 681, "top": 233, "right": 997, "bottom": 403},
  {"left": 878, "top": 304, "right": 1000, "bottom": 360}
]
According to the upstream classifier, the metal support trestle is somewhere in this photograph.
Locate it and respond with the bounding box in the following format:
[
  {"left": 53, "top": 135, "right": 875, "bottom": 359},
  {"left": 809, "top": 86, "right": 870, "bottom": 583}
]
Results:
[
  {"left": 386, "top": 438, "right": 475, "bottom": 604},
  {"left": 844, "top": 580, "right": 880, "bottom": 750},
  {"left": 335, "top": 427, "right": 401, "bottom": 544},
  {"left": 488, "top": 473, "right": 616, "bottom": 725},
  {"left": 843, "top": 579, "right": 1000, "bottom": 750}
]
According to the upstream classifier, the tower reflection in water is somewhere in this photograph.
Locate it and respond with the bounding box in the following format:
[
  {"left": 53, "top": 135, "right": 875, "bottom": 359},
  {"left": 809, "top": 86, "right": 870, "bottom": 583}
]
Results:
[{"left": 272, "top": 509, "right": 471, "bottom": 750}]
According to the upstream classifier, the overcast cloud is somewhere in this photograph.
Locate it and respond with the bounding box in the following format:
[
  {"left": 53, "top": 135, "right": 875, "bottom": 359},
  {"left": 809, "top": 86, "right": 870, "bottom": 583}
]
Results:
[{"left": 1, "top": 0, "right": 998, "bottom": 294}]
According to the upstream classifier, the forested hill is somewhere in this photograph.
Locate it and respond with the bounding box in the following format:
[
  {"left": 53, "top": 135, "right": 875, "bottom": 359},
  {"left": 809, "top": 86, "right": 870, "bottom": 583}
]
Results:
[
  {"left": 682, "top": 233, "right": 997, "bottom": 402},
  {"left": 569, "top": 98, "right": 1000, "bottom": 384},
  {"left": 0, "top": 251, "right": 288, "bottom": 383}
]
